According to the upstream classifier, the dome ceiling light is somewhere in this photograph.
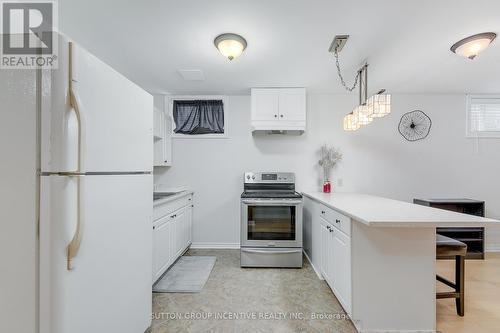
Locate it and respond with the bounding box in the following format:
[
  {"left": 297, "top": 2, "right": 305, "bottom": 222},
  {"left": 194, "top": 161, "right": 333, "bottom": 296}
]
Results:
[
  {"left": 214, "top": 33, "right": 247, "bottom": 61},
  {"left": 450, "top": 32, "right": 496, "bottom": 60}
]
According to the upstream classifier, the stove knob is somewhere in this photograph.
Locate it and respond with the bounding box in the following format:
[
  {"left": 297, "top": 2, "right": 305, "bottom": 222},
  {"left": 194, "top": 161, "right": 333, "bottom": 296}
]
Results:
[
  {"left": 252, "top": 176, "right": 255, "bottom": 180},
  {"left": 246, "top": 175, "right": 250, "bottom": 179}
]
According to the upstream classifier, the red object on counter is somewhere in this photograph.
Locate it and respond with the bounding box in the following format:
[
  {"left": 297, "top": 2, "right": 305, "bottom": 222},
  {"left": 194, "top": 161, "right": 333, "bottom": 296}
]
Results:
[{"left": 323, "top": 181, "right": 331, "bottom": 193}]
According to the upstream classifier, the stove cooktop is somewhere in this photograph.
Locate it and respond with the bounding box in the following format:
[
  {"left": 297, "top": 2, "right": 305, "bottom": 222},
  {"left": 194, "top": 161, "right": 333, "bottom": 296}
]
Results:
[{"left": 240, "top": 191, "right": 303, "bottom": 199}]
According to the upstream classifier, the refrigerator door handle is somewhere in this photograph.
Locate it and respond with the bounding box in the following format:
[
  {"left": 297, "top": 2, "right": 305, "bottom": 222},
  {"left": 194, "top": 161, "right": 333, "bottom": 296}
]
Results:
[
  {"left": 67, "top": 175, "right": 83, "bottom": 270},
  {"left": 66, "top": 42, "right": 84, "bottom": 270},
  {"left": 68, "top": 41, "right": 82, "bottom": 173}
]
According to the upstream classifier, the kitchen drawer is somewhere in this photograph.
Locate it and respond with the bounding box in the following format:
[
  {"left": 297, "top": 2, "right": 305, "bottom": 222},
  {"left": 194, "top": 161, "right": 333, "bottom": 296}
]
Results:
[
  {"left": 153, "top": 194, "right": 192, "bottom": 221},
  {"left": 319, "top": 204, "right": 351, "bottom": 236}
]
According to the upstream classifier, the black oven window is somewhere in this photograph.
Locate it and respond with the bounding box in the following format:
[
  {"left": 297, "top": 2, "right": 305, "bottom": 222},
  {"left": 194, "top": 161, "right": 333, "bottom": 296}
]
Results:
[{"left": 247, "top": 206, "right": 296, "bottom": 241}]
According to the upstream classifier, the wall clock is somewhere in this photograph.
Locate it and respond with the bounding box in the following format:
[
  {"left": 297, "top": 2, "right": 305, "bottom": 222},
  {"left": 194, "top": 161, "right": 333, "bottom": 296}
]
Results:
[{"left": 398, "top": 110, "right": 432, "bottom": 141}]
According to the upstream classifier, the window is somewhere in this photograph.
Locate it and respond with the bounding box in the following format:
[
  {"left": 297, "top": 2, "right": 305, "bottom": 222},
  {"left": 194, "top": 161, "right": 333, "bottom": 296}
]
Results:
[
  {"left": 467, "top": 95, "right": 500, "bottom": 137},
  {"left": 169, "top": 95, "right": 228, "bottom": 138}
]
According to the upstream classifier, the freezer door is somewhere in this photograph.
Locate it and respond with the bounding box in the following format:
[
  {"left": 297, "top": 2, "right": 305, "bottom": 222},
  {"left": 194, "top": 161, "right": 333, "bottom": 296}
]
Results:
[
  {"left": 40, "top": 174, "right": 152, "bottom": 333},
  {"left": 42, "top": 36, "right": 153, "bottom": 173}
]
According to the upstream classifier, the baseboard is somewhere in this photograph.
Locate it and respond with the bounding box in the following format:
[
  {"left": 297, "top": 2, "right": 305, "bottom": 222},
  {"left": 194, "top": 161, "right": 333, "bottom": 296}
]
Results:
[
  {"left": 302, "top": 249, "right": 323, "bottom": 280},
  {"left": 352, "top": 320, "right": 435, "bottom": 333},
  {"left": 485, "top": 244, "right": 500, "bottom": 252},
  {"left": 190, "top": 242, "right": 240, "bottom": 249},
  {"left": 355, "top": 326, "right": 440, "bottom": 333}
]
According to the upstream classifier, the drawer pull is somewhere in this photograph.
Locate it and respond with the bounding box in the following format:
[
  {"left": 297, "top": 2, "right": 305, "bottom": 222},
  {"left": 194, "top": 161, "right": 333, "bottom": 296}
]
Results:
[
  {"left": 326, "top": 225, "right": 331, "bottom": 230},
  {"left": 321, "top": 210, "right": 325, "bottom": 214},
  {"left": 336, "top": 219, "right": 341, "bottom": 223}
]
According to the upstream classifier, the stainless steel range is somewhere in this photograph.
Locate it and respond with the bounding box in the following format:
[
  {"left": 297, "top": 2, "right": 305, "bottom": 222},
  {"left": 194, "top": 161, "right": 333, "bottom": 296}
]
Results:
[{"left": 240, "top": 172, "right": 303, "bottom": 268}]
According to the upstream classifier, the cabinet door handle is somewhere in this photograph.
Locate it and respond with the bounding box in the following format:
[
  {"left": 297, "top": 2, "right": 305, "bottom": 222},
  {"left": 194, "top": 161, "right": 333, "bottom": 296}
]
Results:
[
  {"left": 326, "top": 225, "right": 331, "bottom": 230},
  {"left": 330, "top": 229, "right": 333, "bottom": 233},
  {"left": 321, "top": 211, "right": 325, "bottom": 214},
  {"left": 336, "top": 219, "right": 341, "bottom": 223},
  {"left": 274, "top": 114, "right": 278, "bottom": 118},
  {"left": 280, "top": 114, "right": 284, "bottom": 118}
]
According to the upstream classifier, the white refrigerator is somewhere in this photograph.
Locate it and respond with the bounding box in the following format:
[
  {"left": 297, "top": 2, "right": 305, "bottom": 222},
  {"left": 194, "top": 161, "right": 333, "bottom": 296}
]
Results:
[{"left": 39, "top": 35, "right": 153, "bottom": 333}]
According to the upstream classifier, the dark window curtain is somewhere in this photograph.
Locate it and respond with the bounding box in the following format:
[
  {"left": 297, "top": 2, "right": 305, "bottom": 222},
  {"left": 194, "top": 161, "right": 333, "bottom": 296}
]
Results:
[{"left": 173, "top": 100, "right": 224, "bottom": 134}]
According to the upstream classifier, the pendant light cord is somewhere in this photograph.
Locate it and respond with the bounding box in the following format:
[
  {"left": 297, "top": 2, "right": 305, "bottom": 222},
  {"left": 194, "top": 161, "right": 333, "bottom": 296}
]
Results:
[{"left": 334, "top": 49, "right": 361, "bottom": 92}]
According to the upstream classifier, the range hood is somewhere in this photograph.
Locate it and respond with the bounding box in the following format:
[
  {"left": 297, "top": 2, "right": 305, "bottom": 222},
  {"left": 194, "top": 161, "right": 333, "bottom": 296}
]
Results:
[{"left": 251, "top": 126, "right": 305, "bottom": 136}]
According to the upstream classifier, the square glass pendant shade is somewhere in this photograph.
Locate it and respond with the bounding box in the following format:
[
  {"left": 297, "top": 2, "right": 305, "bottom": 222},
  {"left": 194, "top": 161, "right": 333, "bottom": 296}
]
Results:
[
  {"left": 343, "top": 112, "right": 360, "bottom": 131},
  {"left": 366, "top": 94, "right": 391, "bottom": 118},
  {"left": 355, "top": 104, "right": 373, "bottom": 125}
]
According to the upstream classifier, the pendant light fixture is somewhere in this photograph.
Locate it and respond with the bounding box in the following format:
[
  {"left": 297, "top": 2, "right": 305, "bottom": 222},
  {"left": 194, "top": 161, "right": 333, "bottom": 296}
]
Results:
[
  {"left": 366, "top": 92, "right": 391, "bottom": 118},
  {"left": 330, "top": 35, "right": 391, "bottom": 131},
  {"left": 214, "top": 33, "right": 247, "bottom": 61},
  {"left": 343, "top": 112, "right": 360, "bottom": 131},
  {"left": 450, "top": 32, "right": 496, "bottom": 60}
]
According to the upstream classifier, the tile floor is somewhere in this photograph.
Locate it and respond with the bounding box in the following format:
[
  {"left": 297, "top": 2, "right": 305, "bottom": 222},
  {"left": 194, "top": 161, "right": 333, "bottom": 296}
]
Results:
[{"left": 151, "top": 249, "right": 356, "bottom": 333}]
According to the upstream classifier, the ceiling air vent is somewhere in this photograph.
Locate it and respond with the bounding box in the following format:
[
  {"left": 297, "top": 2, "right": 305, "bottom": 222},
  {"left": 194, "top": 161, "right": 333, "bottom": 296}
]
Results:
[{"left": 177, "top": 69, "right": 205, "bottom": 81}]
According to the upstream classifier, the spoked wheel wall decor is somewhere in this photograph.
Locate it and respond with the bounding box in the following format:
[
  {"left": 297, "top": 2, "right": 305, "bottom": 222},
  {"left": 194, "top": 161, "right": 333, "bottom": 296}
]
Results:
[{"left": 398, "top": 110, "right": 432, "bottom": 141}]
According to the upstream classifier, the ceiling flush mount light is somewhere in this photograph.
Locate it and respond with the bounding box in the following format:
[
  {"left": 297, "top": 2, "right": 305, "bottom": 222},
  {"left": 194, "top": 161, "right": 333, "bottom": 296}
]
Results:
[
  {"left": 330, "top": 35, "right": 391, "bottom": 131},
  {"left": 214, "top": 33, "right": 247, "bottom": 61},
  {"left": 450, "top": 32, "right": 496, "bottom": 60}
]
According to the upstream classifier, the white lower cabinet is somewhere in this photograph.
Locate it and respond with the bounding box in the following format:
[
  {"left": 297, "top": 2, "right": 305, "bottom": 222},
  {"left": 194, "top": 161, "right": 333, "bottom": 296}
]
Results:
[
  {"left": 330, "top": 225, "right": 351, "bottom": 313},
  {"left": 316, "top": 205, "right": 352, "bottom": 314},
  {"left": 153, "top": 215, "right": 172, "bottom": 279},
  {"left": 152, "top": 193, "right": 193, "bottom": 283},
  {"left": 320, "top": 219, "right": 333, "bottom": 284}
]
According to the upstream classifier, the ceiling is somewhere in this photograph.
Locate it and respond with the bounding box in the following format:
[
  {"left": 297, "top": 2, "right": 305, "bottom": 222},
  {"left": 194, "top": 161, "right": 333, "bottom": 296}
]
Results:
[{"left": 60, "top": 0, "right": 500, "bottom": 95}]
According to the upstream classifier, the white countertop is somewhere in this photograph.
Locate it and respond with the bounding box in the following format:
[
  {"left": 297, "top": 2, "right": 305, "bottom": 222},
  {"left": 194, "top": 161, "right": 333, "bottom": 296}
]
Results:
[
  {"left": 153, "top": 190, "right": 193, "bottom": 207},
  {"left": 302, "top": 192, "right": 500, "bottom": 227}
]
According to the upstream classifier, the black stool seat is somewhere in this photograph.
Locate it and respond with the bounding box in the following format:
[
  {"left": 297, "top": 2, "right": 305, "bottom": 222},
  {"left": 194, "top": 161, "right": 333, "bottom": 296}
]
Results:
[
  {"left": 437, "top": 234, "right": 467, "bottom": 258},
  {"left": 436, "top": 233, "right": 467, "bottom": 316}
]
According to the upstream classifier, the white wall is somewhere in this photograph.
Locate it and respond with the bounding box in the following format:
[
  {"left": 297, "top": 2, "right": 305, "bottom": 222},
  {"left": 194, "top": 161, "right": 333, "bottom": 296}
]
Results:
[{"left": 154, "top": 94, "right": 500, "bottom": 249}]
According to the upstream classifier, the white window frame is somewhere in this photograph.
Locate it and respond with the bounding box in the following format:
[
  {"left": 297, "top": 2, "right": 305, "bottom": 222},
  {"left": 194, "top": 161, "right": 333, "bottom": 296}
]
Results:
[
  {"left": 466, "top": 94, "right": 500, "bottom": 138},
  {"left": 168, "top": 95, "right": 229, "bottom": 139}
]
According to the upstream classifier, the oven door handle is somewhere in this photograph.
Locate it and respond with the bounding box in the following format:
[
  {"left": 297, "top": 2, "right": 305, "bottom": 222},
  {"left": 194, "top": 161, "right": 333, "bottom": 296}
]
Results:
[
  {"left": 241, "top": 248, "right": 302, "bottom": 254},
  {"left": 241, "top": 199, "right": 303, "bottom": 205}
]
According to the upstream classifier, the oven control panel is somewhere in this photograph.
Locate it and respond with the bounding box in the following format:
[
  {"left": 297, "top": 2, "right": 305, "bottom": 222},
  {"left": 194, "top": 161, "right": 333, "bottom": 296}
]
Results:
[{"left": 244, "top": 172, "right": 295, "bottom": 184}]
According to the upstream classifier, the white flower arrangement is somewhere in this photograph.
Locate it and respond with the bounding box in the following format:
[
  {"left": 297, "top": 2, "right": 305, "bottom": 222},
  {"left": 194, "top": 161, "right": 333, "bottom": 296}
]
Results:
[{"left": 318, "top": 145, "right": 342, "bottom": 181}]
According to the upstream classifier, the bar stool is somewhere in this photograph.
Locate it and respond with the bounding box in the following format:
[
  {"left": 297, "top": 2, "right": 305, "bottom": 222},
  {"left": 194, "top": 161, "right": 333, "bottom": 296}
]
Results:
[{"left": 436, "top": 234, "right": 467, "bottom": 316}]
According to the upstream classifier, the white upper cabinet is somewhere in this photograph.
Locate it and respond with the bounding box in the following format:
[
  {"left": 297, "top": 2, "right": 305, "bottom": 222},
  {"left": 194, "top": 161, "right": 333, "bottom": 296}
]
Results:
[
  {"left": 251, "top": 89, "right": 280, "bottom": 121},
  {"left": 278, "top": 88, "right": 306, "bottom": 121},
  {"left": 153, "top": 95, "right": 172, "bottom": 167},
  {"left": 251, "top": 88, "right": 306, "bottom": 133}
]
